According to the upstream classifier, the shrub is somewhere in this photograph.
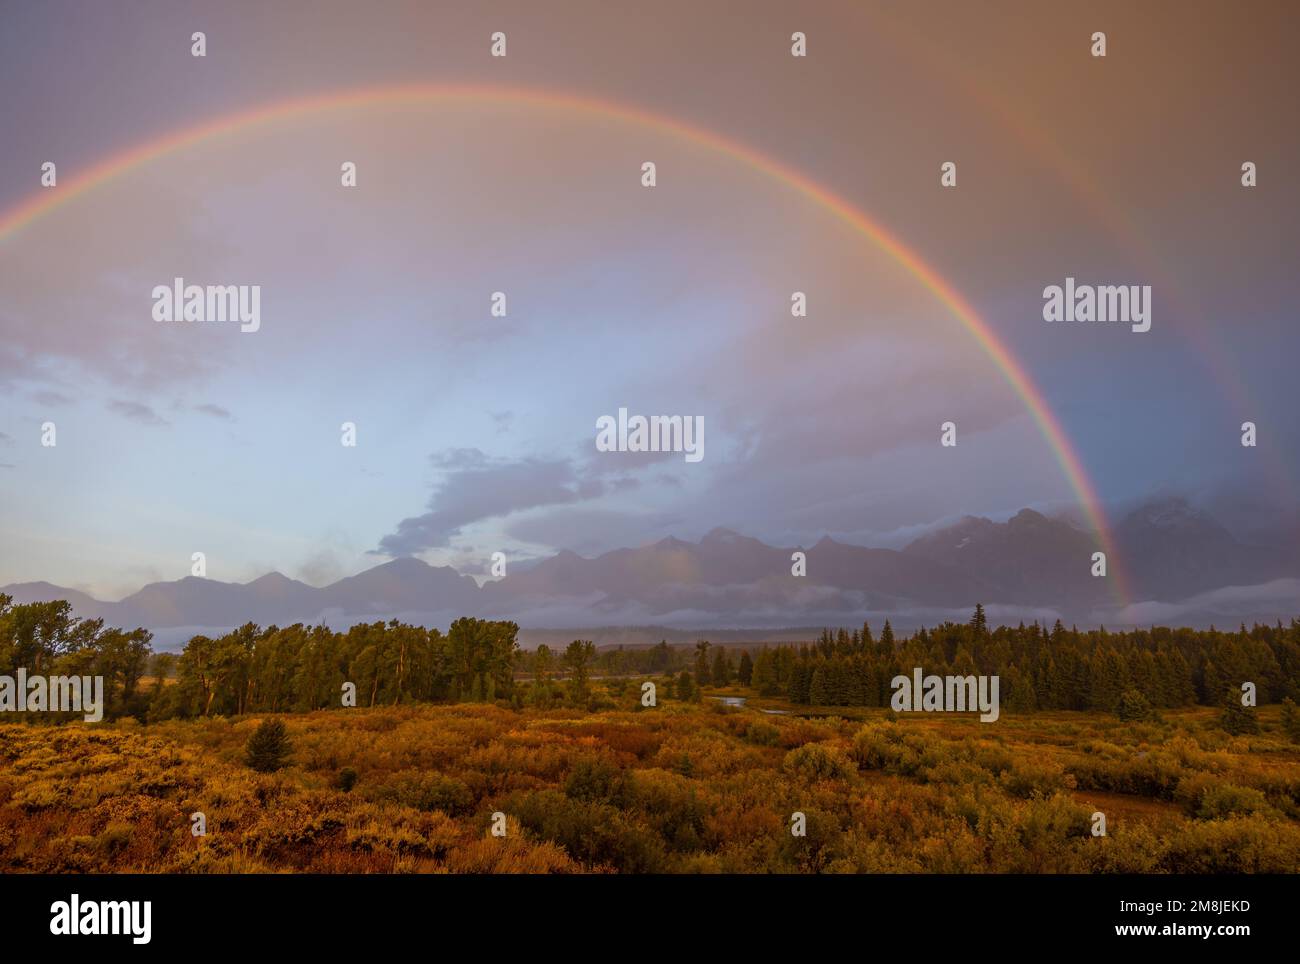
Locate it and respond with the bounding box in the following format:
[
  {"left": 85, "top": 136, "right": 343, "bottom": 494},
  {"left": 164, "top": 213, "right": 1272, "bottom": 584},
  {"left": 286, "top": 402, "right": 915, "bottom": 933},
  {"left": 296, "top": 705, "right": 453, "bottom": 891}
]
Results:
[
  {"left": 334, "top": 767, "right": 358, "bottom": 793},
  {"left": 1195, "top": 784, "right": 1270, "bottom": 820},
  {"left": 783, "top": 743, "right": 856, "bottom": 782},
  {"left": 383, "top": 772, "right": 473, "bottom": 815}
]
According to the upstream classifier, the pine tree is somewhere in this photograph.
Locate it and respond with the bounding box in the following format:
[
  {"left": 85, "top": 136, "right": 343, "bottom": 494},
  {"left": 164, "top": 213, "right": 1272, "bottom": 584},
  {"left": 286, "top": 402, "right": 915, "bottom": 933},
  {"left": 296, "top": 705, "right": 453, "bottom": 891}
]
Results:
[
  {"left": 676, "top": 670, "right": 696, "bottom": 702},
  {"left": 970, "top": 603, "right": 988, "bottom": 637},
  {"left": 1219, "top": 687, "right": 1259, "bottom": 735},
  {"left": 809, "top": 667, "right": 828, "bottom": 706},
  {"left": 1281, "top": 698, "right": 1300, "bottom": 743},
  {"left": 712, "top": 648, "right": 731, "bottom": 685},
  {"left": 245, "top": 717, "right": 292, "bottom": 772},
  {"left": 694, "top": 641, "right": 712, "bottom": 686},
  {"left": 752, "top": 649, "right": 778, "bottom": 696},
  {"left": 737, "top": 650, "right": 753, "bottom": 686},
  {"left": 1117, "top": 689, "right": 1156, "bottom": 722}
]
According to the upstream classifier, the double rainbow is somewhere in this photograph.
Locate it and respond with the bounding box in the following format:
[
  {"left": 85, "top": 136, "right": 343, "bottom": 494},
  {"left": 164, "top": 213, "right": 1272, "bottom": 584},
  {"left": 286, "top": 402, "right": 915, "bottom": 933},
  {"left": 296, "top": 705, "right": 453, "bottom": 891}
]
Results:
[{"left": 0, "top": 83, "right": 1131, "bottom": 607}]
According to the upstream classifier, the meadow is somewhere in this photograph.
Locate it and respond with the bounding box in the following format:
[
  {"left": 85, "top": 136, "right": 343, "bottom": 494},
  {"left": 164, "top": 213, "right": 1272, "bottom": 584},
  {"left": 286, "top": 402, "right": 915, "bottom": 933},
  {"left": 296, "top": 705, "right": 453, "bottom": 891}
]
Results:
[{"left": 3, "top": 689, "right": 1299, "bottom": 874}]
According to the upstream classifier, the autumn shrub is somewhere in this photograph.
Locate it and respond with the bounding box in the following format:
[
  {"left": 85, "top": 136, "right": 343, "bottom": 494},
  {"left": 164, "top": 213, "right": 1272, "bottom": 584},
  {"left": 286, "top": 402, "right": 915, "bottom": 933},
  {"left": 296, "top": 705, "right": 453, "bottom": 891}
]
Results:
[
  {"left": 742, "top": 720, "right": 781, "bottom": 746},
  {"left": 1194, "top": 784, "right": 1272, "bottom": 820},
  {"left": 783, "top": 743, "right": 856, "bottom": 782},
  {"left": 334, "top": 767, "right": 358, "bottom": 792},
  {"left": 374, "top": 771, "right": 473, "bottom": 816},
  {"left": 563, "top": 756, "right": 632, "bottom": 805}
]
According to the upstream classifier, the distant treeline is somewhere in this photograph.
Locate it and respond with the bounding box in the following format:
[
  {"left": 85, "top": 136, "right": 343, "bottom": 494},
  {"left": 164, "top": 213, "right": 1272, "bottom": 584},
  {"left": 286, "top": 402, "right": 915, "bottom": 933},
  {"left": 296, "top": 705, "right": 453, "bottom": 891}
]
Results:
[
  {"left": 743, "top": 605, "right": 1299, "bottom": 712},
  {"left": 2, "top": 595, "right": 1297, "bottom": 721}
]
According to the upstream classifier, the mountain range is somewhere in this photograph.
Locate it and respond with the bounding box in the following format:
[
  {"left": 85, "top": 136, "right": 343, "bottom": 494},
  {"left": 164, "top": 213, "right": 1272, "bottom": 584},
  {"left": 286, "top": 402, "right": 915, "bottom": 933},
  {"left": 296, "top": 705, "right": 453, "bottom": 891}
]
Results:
[{"left": 4, "top": 498, "right": 1296, "bottom": 646}]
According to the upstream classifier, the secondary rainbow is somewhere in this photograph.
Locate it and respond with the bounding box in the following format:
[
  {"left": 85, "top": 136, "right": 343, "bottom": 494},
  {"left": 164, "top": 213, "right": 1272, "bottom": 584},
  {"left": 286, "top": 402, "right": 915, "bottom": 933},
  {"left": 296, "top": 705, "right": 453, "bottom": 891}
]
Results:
[{"left": 0, "top": 82, "right": 1132, "bottom": 606}]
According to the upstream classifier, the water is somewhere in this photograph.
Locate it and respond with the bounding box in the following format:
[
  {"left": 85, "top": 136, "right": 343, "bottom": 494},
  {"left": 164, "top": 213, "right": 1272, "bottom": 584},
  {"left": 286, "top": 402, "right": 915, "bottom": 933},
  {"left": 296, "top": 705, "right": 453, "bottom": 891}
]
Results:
[{"left": 710, "top": 695, "right": 790, "bottom": 715}]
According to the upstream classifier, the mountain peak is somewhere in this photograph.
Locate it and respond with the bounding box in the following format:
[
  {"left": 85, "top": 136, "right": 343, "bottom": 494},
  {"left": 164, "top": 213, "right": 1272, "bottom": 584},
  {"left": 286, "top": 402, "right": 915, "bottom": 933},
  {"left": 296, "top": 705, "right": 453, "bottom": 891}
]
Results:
[
  {"left": 653, "top": 536, "right": 690, "bottom": 550},
  {"left": 249, "top": 571, "right": 293, "bottom": 586}
]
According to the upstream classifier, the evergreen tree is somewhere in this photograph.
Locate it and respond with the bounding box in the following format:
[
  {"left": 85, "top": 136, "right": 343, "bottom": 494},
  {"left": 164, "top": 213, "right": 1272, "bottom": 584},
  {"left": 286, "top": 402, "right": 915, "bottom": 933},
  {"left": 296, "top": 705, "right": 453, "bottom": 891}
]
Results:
[
  {"left": 245, "top": 717, "right": 292, "bottom": 772},
  {"left": 676, "top": 670, "right": 696, "bottom": 702},
  {"left": 1219, "top": 687, "right": 1259, "bottom": 735},
  {"left": 694, "top": 640, "right": 712, "bottom": 686},
  {"left": 1281, "top": 698, "right": 1300, "bottom": 743},
  {"left": 712, "top": 648, "right": 731, "bottom": 685},
  {"left": 737, "top": 649, "right": 754, "bottom": 686},
  {"left": 808, "top": 667, "right": 828, "bottom": 706},
  {"left": 1117, "top": 689, "right": 1157, "bottom": 722}
]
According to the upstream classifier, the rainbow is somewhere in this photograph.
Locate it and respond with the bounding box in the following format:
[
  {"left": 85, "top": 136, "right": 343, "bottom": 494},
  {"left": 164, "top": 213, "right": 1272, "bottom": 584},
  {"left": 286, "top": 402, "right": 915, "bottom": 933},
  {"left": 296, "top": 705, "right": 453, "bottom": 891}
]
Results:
[{"left": 0, "top": 82, "right": 1131, "bottom": 605}]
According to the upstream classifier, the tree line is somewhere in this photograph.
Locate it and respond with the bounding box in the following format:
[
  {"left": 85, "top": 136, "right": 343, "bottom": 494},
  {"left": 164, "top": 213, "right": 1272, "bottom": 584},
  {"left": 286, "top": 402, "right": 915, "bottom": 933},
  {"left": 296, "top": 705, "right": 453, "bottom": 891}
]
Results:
[
  {"left": 748, "top": 605, "right": 1299, "bottom": 713},
  {"left": 3, "top": 594, "right": 1297, "bottom": 722}
]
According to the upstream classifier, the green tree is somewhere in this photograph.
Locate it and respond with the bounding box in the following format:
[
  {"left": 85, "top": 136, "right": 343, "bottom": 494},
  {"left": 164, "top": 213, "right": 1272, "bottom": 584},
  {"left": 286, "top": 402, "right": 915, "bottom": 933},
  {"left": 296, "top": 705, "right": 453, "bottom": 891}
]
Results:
[
  {"left": 563, "top": 640, "right": 596, "bottom": 703},
  {"left": 694, "top": 640, "right": 712, "bottom": 686},
  {"left": 809, "top": 667, "right": 828, "bottom": 705},
  {"left": 676, "top": 669, "right": 696, "bottom": 701},
  {"left": 1117, "top": 689, "right": 1157, "bottom": 722},
  {"left": 1219, "top": 688, "right": 1259, "bottom": 735},
  {"left": 245, "top": 717, "right": 292, "bottom": 772},
  {"left": 711, "top": 648, "right": 731, "bottom": 685},
  {"left": 1281, "top": 698, "right": 1300, "bottom": 743},
  {"left": 737, "top": 649, "right": 754, "bottom": 686}
]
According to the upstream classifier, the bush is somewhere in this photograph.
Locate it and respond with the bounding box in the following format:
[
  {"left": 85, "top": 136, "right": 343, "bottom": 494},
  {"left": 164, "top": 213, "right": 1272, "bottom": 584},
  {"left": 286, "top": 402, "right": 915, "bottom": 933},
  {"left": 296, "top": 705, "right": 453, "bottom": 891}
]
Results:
[
  {"left": 1195, "top": 784, "right": 1271, "bottom": 820},
  {"left": 783, "top": 743, "right": 856, "bottom": 782},
  {"left": 334, "top": 767, "right": 358, "bottom": 793},
  {"left": 244, "top": 718, "right": 292, "bottom": 773},
  {"left": 383, "top": 772, "right": 473, "bottom": 815}
]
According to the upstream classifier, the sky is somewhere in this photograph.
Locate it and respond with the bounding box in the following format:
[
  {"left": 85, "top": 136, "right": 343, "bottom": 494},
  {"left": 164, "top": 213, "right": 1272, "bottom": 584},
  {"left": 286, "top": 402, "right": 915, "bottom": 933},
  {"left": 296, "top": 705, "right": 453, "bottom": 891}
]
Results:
[{"left": 1, "top": 0, "right": 1297, "bottom": 600}]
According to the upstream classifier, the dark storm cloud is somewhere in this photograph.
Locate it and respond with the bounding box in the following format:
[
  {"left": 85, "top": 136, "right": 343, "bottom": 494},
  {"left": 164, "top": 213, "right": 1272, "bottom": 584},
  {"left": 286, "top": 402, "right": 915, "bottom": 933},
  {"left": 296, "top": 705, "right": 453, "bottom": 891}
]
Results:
[{"left": 376, "top": 448, "right": 607, "bottom": 555}]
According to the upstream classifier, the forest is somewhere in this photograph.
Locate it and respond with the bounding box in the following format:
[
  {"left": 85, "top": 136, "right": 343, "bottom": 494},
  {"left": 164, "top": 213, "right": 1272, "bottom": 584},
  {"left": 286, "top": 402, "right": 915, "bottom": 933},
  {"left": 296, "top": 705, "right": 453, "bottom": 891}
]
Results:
[{"left": 2, "top": 595, "right": 1296, "bottom": 722}]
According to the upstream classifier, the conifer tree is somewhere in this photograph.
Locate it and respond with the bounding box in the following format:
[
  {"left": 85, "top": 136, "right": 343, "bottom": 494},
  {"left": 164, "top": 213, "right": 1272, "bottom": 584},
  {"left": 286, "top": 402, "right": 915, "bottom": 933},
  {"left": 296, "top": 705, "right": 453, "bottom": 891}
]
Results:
[
  {"left": 245, "top": 717, "right": 292, "bottom": 772},
  {"left": 737, "top": 649, "right": 754, "bottom": 686},
  {"left": 1219, "top": 687, "right": 1259, "bottom": 735}
]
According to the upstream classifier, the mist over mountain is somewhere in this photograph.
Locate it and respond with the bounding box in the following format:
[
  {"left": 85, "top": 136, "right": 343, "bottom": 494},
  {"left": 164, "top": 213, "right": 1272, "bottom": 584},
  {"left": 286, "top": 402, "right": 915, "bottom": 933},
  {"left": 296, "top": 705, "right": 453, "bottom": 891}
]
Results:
[{"left": 4, "top": 497, "right": 1296, "bottom": 647}]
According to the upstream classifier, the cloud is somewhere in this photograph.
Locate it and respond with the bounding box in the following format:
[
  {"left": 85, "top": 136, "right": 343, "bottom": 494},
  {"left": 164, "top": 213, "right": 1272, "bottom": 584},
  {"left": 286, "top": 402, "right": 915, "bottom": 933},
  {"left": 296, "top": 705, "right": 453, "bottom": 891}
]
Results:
[
  {"left": 506, "top": 507, "right": 687, "bottom": 555},
  {"left": 296, "top": 549, "right": 346, "bottom": 587},
  {"left": 106, "top": 399, "right": 169, "bottom": 426},
  {"left": 193, "top": 402, "right": 234, "bottom": 421},
  {"left": 376, "top": 449, "right": 606, "bottom": 556},
  {"left": 1110, "top": 578, "right": 1300, "bottom": 627},
  {"left": 30, "top": 390, "right": 73, "bottom": 407}
]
